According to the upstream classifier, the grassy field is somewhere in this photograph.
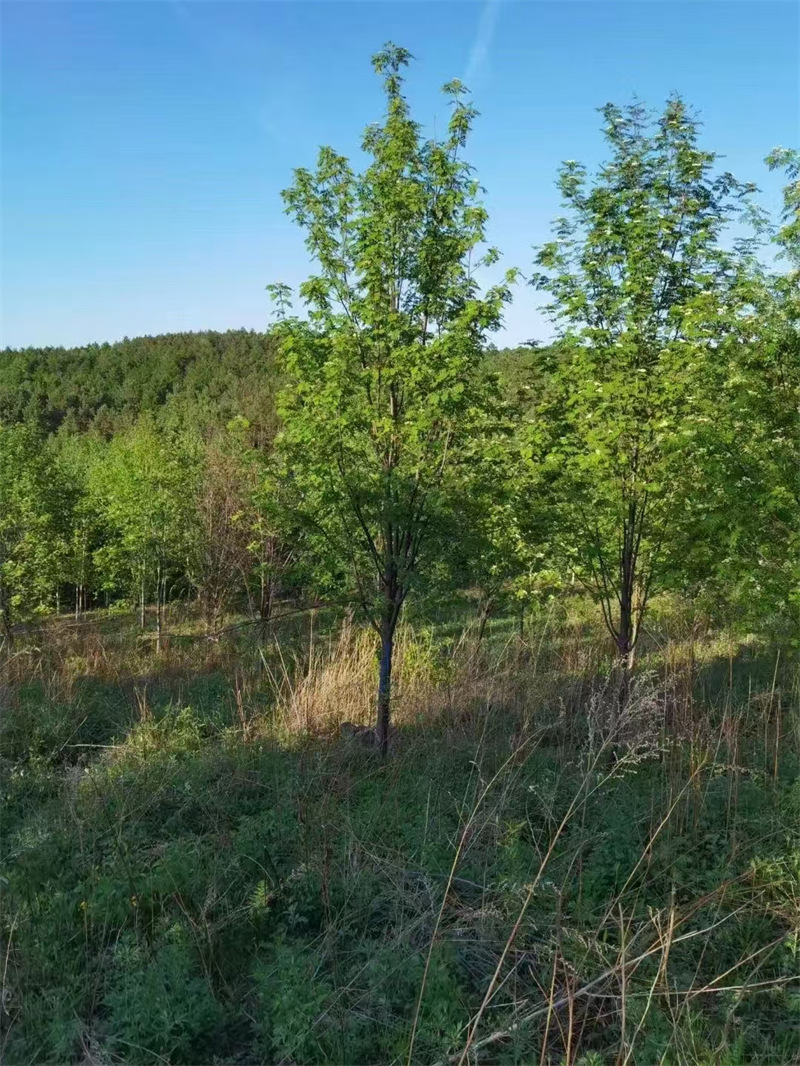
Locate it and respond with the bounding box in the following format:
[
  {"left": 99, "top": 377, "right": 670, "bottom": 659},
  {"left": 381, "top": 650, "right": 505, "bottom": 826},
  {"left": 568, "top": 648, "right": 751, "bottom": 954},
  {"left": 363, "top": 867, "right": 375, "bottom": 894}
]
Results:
[{"left": 1, "top": 599, "right": 798, "bottom": 1064}]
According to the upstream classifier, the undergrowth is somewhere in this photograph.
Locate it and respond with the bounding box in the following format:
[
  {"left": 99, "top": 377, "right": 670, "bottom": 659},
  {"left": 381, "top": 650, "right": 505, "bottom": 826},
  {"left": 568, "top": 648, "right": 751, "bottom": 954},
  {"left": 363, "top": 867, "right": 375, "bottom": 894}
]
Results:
[{"left": 1, "top": 600, "right": 798, "bottom": 1064}]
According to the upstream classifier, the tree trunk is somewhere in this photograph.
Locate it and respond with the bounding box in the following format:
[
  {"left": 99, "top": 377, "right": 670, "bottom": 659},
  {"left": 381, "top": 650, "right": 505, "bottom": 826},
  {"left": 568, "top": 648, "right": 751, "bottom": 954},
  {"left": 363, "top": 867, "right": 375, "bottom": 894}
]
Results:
[
  {"left": 259, "top": 572, "right": 274, "bottom": 625},
  {"left": 614, "top": 643, "right": 635, "bottom": 729},
  {"left": 613, "top": 504, "right": 640, "bottom": 728},
  {"left": 139, "top": 572, "right": 146, "bottom": 630},
  {"left": 614, "top": 582, "right": 637, "bottom": 729},
  {"left": 376, "top": 613, "right": 394, "bottom": 759},
  {"left": 202, "top": 587, "right": 214, "bottom": 637},
  {"left": 0, "top": 585, "right": 12, "bottom": 650},
  {"left": 477, "top": 596, "right": 493, "bottom": 645},
  {"left": 156, "top": 565, "right": 163, "bottom": 655}
]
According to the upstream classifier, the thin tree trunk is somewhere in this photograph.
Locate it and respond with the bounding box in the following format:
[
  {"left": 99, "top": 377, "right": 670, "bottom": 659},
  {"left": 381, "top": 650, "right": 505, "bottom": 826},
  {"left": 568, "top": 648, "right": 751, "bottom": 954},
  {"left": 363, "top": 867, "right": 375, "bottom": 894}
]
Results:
[
  {"left": 0, "top": 587, "right": 12, "bottom": 650},
  {"left": 614, "top": 574, "right": 636, "bottom": 729},
  {"left": 477, "top": 596, "right": 493, "bottom": 645},
  {"left": 156, "top": 564, "right": 163, "bottom": 655},
  {"left": 140, "top": 572, "right": 146, "bottom": 630},
  {"left": 615, "top": 645, "right": 635, "bottom": 727},
  {"left": 613, "top": 501, "right": 640, "bottom": 728},
  {"left": 376, "top": 612, "right": 395, "bottom": 759},
  {"left": 259, "top": 572, "right": 274, "bottom": 625}
]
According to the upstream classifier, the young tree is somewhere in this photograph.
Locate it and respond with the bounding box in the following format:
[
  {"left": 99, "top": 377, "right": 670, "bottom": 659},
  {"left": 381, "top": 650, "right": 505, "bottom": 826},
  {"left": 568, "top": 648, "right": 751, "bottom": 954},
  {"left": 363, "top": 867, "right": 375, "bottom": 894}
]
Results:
[
  {"left": 270, "top": 45, "right": 515, "bottom": 754},
  {"left": 92, "top": 420, "right": 197, "bottom": 650},
  {"left": 751, "top": 149, "right": 800, "bottom": 628},
  {"left": 527, "top": 99, "right": 758, "bottom": 710},
  {"left": 245, "top": 461, "right": 298, "bottom": 626},
  {"left": 56, "top": 433, "right": 107, "bottom": 619},
  {"left": 693, "top": 149, "right": 800, "bottom": 634},
  {"left": 0, "top": 424, "right": 70, "bottom": 641},
  {"left": 444, "top": 465, "right": 529, "bottom": 644},
  {"left": 188, "top": 438, "right": 252, "bottom": 635}
]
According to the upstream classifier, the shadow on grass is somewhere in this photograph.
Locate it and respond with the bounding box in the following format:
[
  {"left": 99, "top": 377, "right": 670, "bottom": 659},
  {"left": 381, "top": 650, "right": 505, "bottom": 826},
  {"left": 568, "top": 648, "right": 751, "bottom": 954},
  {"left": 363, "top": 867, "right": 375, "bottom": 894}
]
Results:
[
  {"left": 3, "top": 698, "right": 798, "bottom": 1064},
  {"left": 1, "top": 614, "right": 798, "bottom": 1064}
]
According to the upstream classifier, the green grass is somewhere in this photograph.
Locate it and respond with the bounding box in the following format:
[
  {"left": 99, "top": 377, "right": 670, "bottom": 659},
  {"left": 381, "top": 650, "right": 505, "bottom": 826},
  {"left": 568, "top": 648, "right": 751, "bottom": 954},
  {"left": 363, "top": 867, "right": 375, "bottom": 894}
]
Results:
[{"left": 1, "top": 604, "right": 798, "bottom": 1064}]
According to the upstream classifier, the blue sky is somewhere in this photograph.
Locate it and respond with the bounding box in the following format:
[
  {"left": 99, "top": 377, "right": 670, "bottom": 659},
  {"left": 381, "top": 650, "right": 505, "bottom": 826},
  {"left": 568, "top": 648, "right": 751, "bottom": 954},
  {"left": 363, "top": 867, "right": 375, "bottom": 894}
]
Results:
[{"left": 2, "top": 0, "right": 798, "bottom": 350}]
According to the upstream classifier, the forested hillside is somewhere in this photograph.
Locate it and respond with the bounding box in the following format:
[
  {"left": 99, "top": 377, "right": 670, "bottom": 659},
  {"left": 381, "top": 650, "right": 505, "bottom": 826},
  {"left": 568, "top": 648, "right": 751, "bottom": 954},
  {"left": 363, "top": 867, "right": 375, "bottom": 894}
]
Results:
[
  {"left": 1, "top": 44, "right": 798, "bottom": 1066},
  {"left": 0, "top": 329, "right": 279, "bottom": 441},
  {"left": 0, "top": 329, "right": 538, "bottom": 438},
  {"left": 0, "top": 327, "right": 543, "bottom": 638}
]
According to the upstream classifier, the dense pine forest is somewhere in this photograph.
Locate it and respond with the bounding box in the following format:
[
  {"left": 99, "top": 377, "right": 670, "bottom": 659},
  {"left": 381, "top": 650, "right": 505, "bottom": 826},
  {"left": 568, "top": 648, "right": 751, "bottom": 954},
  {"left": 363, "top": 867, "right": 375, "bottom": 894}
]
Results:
[
  {"left": 1, "top": 45, "right": 798, "bottom": 1066},
  {"left": 0, "top": 329, "right": 280, "bottom": 439}
]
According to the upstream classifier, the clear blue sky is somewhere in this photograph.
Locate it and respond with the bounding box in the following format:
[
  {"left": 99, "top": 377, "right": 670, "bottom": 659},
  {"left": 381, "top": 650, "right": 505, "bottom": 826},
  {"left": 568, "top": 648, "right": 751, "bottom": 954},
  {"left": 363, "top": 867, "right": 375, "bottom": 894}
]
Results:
[{"left": 2, "top": 0, "right": 798, "bottom": 350}]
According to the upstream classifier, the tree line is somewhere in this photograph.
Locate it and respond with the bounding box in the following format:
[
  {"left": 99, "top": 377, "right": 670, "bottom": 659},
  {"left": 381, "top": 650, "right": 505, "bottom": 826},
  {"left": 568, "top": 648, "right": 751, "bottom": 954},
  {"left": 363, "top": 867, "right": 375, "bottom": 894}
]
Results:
[
  {"left": 0, "top": 329, "right": 279, "bottom": 443},
  {"left": 2, "top": 45, "right": 797, "bottom": 751}
]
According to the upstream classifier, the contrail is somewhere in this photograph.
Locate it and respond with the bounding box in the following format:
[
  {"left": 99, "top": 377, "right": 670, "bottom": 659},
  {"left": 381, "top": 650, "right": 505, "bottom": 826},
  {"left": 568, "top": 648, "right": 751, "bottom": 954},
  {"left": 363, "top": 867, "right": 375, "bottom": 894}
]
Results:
[{"left": 464, "top": 0, "right": 503, "bottom": 88}]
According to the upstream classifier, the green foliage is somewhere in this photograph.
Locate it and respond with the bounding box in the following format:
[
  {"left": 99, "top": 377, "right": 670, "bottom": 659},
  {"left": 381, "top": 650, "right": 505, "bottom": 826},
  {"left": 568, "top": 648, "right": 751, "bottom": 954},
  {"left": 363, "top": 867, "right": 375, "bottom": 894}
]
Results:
[
  {"left": 271, "top": 44, "right": 516, "bottom": 744},
  {"left": 525, "top": 98, "right": 760, "bottom": 661},
  {"left": 0, "top": 424, "right": 71, "bottom": 629},
  {"left": 686, "top": 149, "right": 800, "bottom": 637},
  {"left": 0, "top": 329, "right": 278, "bottom": 440},
  {"left": 272, "top": 44, "right": 515, "bottom": 620},
  {"left": 103, "top": 930, "right": 225, "bottom": 1062},
  {"left": 252, "top": 939, "right": 336, "bottom": 1061},
  {"left": 89, "top": 419, "right": 200, "bottom": 611}
]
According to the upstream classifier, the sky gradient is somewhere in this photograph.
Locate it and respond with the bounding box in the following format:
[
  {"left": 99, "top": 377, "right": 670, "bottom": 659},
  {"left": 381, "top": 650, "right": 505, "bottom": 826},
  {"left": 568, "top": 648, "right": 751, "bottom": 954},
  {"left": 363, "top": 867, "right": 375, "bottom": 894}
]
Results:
[{"left": 2, "top": 0, "right": 798, "bottom": 350}]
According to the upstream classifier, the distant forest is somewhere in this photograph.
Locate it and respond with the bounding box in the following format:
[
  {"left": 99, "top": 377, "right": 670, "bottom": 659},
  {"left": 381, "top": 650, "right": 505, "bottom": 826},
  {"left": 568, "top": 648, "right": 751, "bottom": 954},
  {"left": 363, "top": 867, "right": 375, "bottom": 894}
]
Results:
[
  {"left": 0, "top": 330, "right": 282, "bottom": 442},
  {"left": 0, "top": 330, "right": 545, "bottom": 441}
]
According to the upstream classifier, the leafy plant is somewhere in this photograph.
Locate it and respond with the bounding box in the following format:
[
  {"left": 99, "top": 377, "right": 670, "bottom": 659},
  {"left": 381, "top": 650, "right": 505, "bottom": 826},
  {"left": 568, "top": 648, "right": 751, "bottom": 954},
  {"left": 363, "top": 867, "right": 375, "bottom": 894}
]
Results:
[{"left": 270, "top": 44, "right": 516, "bottom": 753}]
